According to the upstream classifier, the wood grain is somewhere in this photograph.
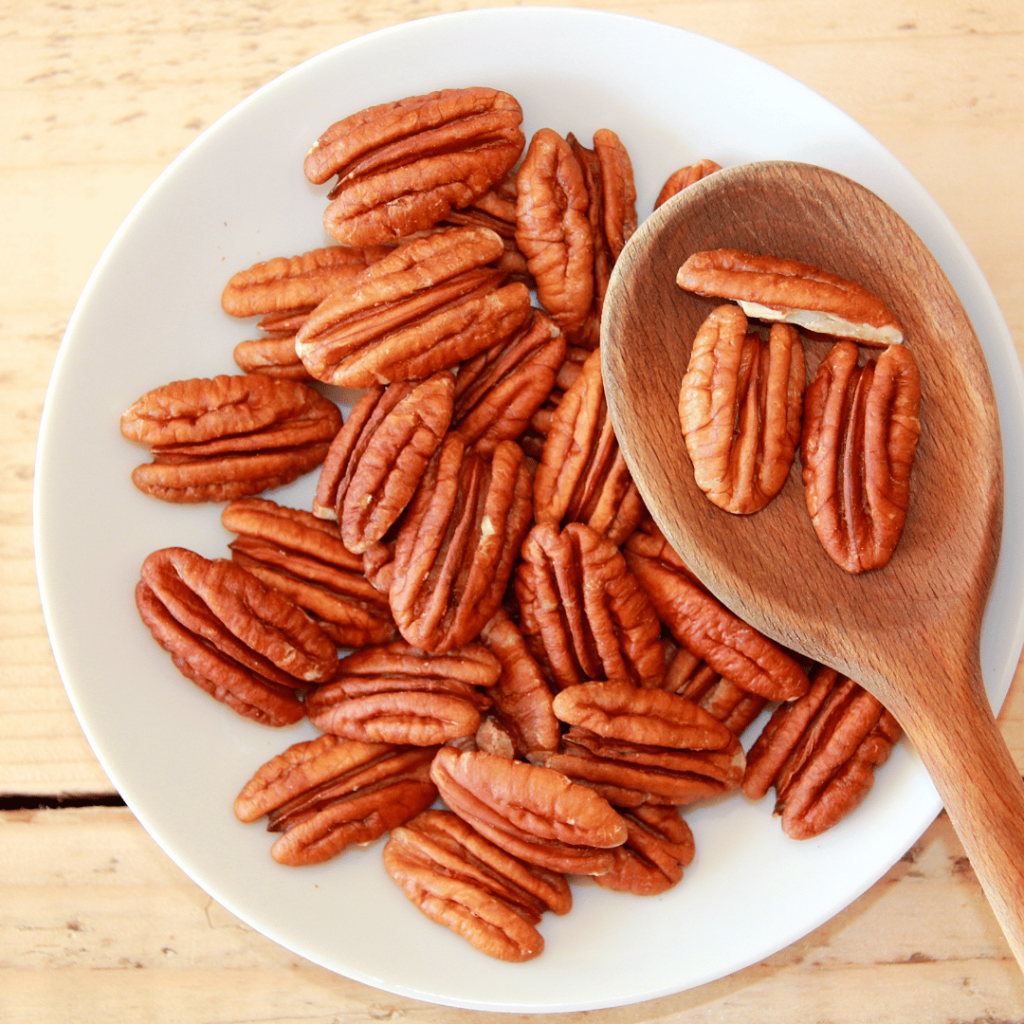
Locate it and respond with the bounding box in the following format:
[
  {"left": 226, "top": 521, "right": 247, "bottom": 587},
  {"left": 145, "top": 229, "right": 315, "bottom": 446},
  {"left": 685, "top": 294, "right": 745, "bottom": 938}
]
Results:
[{"left": 2, "top": 1, "right": 1023, "bottom": 1020}]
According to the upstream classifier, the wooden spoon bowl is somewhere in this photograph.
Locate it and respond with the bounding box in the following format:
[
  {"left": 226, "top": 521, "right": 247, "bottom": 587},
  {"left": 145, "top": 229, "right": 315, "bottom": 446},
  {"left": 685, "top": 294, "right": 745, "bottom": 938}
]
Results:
[{"left": 601, "top": 160, "right": 1024, "bottom": 967}]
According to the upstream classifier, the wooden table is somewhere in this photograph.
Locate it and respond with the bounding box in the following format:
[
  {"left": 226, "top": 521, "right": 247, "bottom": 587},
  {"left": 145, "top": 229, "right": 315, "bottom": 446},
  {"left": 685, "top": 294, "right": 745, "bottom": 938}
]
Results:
[{"left": 3, "top": 2, "right": 1023, "bottom": 1020}]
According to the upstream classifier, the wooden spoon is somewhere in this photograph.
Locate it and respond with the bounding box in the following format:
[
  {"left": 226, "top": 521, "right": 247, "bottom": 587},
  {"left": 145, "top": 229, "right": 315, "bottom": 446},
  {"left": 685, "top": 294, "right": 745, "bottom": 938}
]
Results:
[{"left": 601, "top": 159, "right": 1024, "bottom": 968}]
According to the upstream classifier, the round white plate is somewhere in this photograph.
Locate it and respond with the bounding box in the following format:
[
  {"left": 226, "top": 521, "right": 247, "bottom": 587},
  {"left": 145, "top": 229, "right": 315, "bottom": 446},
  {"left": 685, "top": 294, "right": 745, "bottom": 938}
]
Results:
[{"left": 34, "top": 7, "right": 1024, "bottom": 1013}]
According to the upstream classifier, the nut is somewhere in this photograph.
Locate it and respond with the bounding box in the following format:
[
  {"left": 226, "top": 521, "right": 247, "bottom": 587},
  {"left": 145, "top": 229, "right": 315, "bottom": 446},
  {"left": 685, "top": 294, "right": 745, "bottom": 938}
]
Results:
[
  {"left": 801, "top": 341, "right": 922, "bottom": 573},
  {"left": 294, "top": 226, "right": 533, "bottom": 388},
  {"left": 120, "top": 374, "right": 342, "bottom": 503},
  {"left": 305, "top": 87, "right": 526, "bottom": 246},
  {"left": 678, "top": 304, "right": 805, "bottom": 513},
  {"left": 389, "top": 435, "right": 533, "bottom": 653},
  {"left": 654, "top": 159, "right": 722, "bottom": 210},
  {"left": 677, "top": 248, "right": 904, "bottom": 347},
  {"left": 593, "top": 805, "right": 695, "bottom": 896}
]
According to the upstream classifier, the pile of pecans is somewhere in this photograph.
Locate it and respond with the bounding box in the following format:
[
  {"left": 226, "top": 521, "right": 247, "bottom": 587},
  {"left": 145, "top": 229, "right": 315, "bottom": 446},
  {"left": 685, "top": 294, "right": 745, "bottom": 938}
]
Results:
[{"left": 121, "top": 87, "right": 902, "bottom": 963}]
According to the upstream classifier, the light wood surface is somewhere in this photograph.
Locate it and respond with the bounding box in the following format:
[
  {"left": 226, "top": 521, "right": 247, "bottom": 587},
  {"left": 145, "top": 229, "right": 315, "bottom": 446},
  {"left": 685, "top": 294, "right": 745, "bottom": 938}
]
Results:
[{"left": 2, "top": 2, "right": 1023, "bottom": 1021}]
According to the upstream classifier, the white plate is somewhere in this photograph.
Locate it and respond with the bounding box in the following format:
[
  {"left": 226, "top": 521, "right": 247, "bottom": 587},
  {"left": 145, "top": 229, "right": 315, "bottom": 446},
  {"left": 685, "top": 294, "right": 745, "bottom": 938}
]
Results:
[{"left": 34, "top": 7, "right": 1024, "bottom": 1013}]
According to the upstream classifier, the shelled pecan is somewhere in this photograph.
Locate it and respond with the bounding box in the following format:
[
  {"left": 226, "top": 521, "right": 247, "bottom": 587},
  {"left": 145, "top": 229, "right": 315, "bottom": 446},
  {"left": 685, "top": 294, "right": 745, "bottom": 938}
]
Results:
[
  {"left": 305, "top": 640, "right": 499, "bottom": 746},
  {"left": 312, "top": 373, "right": 455, "bottom": 552},
  {"left": 451, "top": 309, "right": 566, "bottom": 455},
  {"left": 532, "top": 348, "right": 646, "bottom": 544},
  {"left": 388, "top": 435, "right": 533, "bottom": 653},
  {"left": 623, "top": 524, "right": 809, "bottom": 701},
  {"left": 135, "top": 547, "right": 337, "bottom": 725},
  {"left": 232, "top": 334, "right": 311, "bottom": 381},
  {"left": 593, "top": 805, "right": 695, "bottom": 896},
  {"left": 742, "top": 665, "right": 902, "bottom": 839},
  {"left": 430, "top": 746, "right": 628, "bottom": 875},
  {"left": 235, "top": 733, "right": 438, "bottom": 865},
  {"left": 221, "top": 497, "right": 396, "bottom": 648},
  {"left": 294, "top": 225, "right": 532, "bottom": 388},
  {"left": 383, "top": 808, "right": 571, "bottom": 962},
  {"left": 305, "top": 87, "right": 526, "bottom": 247},
  {"left": 677, "top": 248, "right": 905, "bottom": 347},
  {"left": 678, "top": 305, "right": 805, "bottom": 514},
  {"left": 516, "top": 521, "right": 665, "bottom": 691},
  {"left": 801, "top": 341, "right": 921, "bottom": 573},
  {"left": 654, "top": 158, "right": 722, "bottom": 209},
  {"left": 120, "top": 374, "right": 341, "bottom": 503}
]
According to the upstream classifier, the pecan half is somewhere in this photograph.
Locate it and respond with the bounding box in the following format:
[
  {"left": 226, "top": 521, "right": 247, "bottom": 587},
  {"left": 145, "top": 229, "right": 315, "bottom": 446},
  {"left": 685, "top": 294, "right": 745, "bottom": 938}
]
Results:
[
  {"left": 451, "top": 309, "right": 566, "bottom": 455},
  {"left": 120, "top": 374, "right": 341, "bottom": 503},
  {"left": 136, "top": 547, "right": 338, "bottom": 725},
  {"left": 389, "top": 435, "right": 533, "bottom": 653},
  {"left": 515, "top": 521, "right": 664, "bottom": 691},
  {"left": 743, "top": 665, "right": 901, "bottom": 839},
  {"left": 312, "top": 373, "right": 455, "bottom": 552},
  {"left": 221, "top": 497, "right": 396, "bottom": 648},
  {"left": 305, "top": 640, "right": 499, "bottom": 746},
  {"left": 305, "top": 87, "right": 526, "bottom": 246},
  {"left": 383, "top": 808, "right": 571, "bottom": 962},
  {"left": 233, "top": 334, "right": 311, "bottom": 382},
  {"left": 235, "top": 734, "right": 438, "bottom": 865},
  {"left": 677, "top": 248, "right": 904, "bottom": 347},
  {"left": 593, "top": 805, "right": 695, "bottom": 896},
  {"left": 515, "top": 128, "right": 594, "bottom": 338},
  {"left": 430, "top": 746, "right": 628, "bottom": 875},
  {"left": 801, "top": 342, "right": 922, "bottom": 573},
  {"left": 624, "top": 524, "right": 809, "bottom": 701},
  {"left": 532, "top": 348, "right": 646, "bottom": 545},
  {"left": 654, "top": 159, "right": 722, "bottom": 210},
  {"left": 294, "top": 226, "right": 532, "bottom": 388},
  {"left": 678, "top": 305, "right": 805, "bottom": 514}
]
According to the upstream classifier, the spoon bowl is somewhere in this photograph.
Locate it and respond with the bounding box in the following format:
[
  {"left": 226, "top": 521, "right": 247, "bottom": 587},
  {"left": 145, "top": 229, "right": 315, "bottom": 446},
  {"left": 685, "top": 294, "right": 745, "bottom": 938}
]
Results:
[{"left": 601, "top": 160, "right": 1024, "bottom": 968}]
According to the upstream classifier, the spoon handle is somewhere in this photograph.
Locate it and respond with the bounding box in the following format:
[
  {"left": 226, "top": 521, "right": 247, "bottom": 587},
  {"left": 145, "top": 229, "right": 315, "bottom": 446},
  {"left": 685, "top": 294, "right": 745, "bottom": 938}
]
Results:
[{"left": 903, "top": 665, "right": 1024, "bottom": 971}]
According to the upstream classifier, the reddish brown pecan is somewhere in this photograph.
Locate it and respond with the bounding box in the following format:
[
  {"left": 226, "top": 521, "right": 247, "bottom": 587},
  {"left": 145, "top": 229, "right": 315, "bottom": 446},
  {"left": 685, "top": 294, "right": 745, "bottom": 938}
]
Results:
[
  {"left": 305, "top": 87, "right": 526, "bottom": 247},
  {"left": 801, "top": 342, "right": 922, "bottom": 573},
  {"left": 678, "top": 305, "right": 805, "bottom": 514},
  {"left": 532, "top": 348, "right": 646, "bottom": 545},
  {"left": 234, "top": 734, "right": 438, "bottom": 865},
  {"left": 294, "top": 226, "right": 532, "bottom": 388},
  {"left": 312, "top": 373, "right": 455, "bottom": 552},
  {"left": 477, "top": 607, "right": 561, "bottom": 757},
  {"left": 136, "top": 547, "right": 338, "bottom": 725},
  {"left": 515, "top": 521, "right": 664, "bottom": 691},
  {"left": 383, "top": 808, "right": 571, "bottom": 962},
  {"left": 677, "top": 248, "right": 905, "bottom": 347},
  {"left": 305, "top": 640, "right": 498, "bottom": 746},
  {"left": 593, "top": 805, "right": 695, "bottom": 896},
  {"left": 389, "top": 435, "right": 533, "bottom": 653},
  {"left": 743, "top": 665, "right": 901, "bottom": 839},
  {"left": 221, "top": 497, "right": 396, "bottom": 648},
  {"left": 624, "top": 524, "right": 809, "bottom": 701},
  {"left": 232, "top": 334, "right": 311, "bottom": 382},
  {"left": 654, "top": 159, "right": 722, "bottom": 210},
  {"left": 430, "top": 746, "right": 627, "bottom": 875},
  {"left": 451, "top": 310, "right": 566, "bottom": 455},
  {"left": 120, "top": 374, "right": 341, "bottom": 503},
  {"left": 515, "top": 128, "right": 595, "bottom": 338}
]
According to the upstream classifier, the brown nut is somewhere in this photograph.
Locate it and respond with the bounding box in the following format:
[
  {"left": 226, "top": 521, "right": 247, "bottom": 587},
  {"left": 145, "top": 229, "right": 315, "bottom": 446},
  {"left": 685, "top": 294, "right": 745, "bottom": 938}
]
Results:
[
  {"left": 624, "top": 524, "right": 809, "bottom": 701},
  {"left": 515, "top": 128, "right": 594, "bottom": 338},
  {"left": 305, "top": 87, "right": 526, "bottom": 247},
  {"left": 801, "top": 341, "right": 922, "bottom": 573},
  {"left": 221, "top": 497, "right": 396, "bottom": 649},
  {"left": 593, "top": 805, "right": 695, "bottom": 896},
  {"left": 389, "top": 435, "right": 533, "bottom": 653},
  {"left": 305, "top": 640, "right": 499, "bottom": 746},
  {"left": 532, "top": 347, "right": 646, "bottom": 544},
  {"left": 383, "top": 808, "right": 571, "bottom": 963},
  {"left": 678, "top": 305, "right": 805, "bottom": 514},
  {"left": 677, "top": 248, "right": 904, "bottom": 347},
  {"left": 120, "top": 374, "right": 341, "bottom": 503},
  {"left": 294, "top": 226, "right": 533, "bottom": 388},
  {"left": 430, "top": 746, "right": 628, "bottom": 875},
  {"left": 654, "top": 159, "right": 722, "bottom": 210},
  {"left": 136, "top": 547, "right": 338, "bottom": 726},
  {"left": 515, "top": 521, "right": 664, "bottom": 691},
  {"left": 232, "top": 334, "right": 312, "bottom": 382},
  {"left": 312, "top": 373, "right": 455, "bottom": 553}
]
